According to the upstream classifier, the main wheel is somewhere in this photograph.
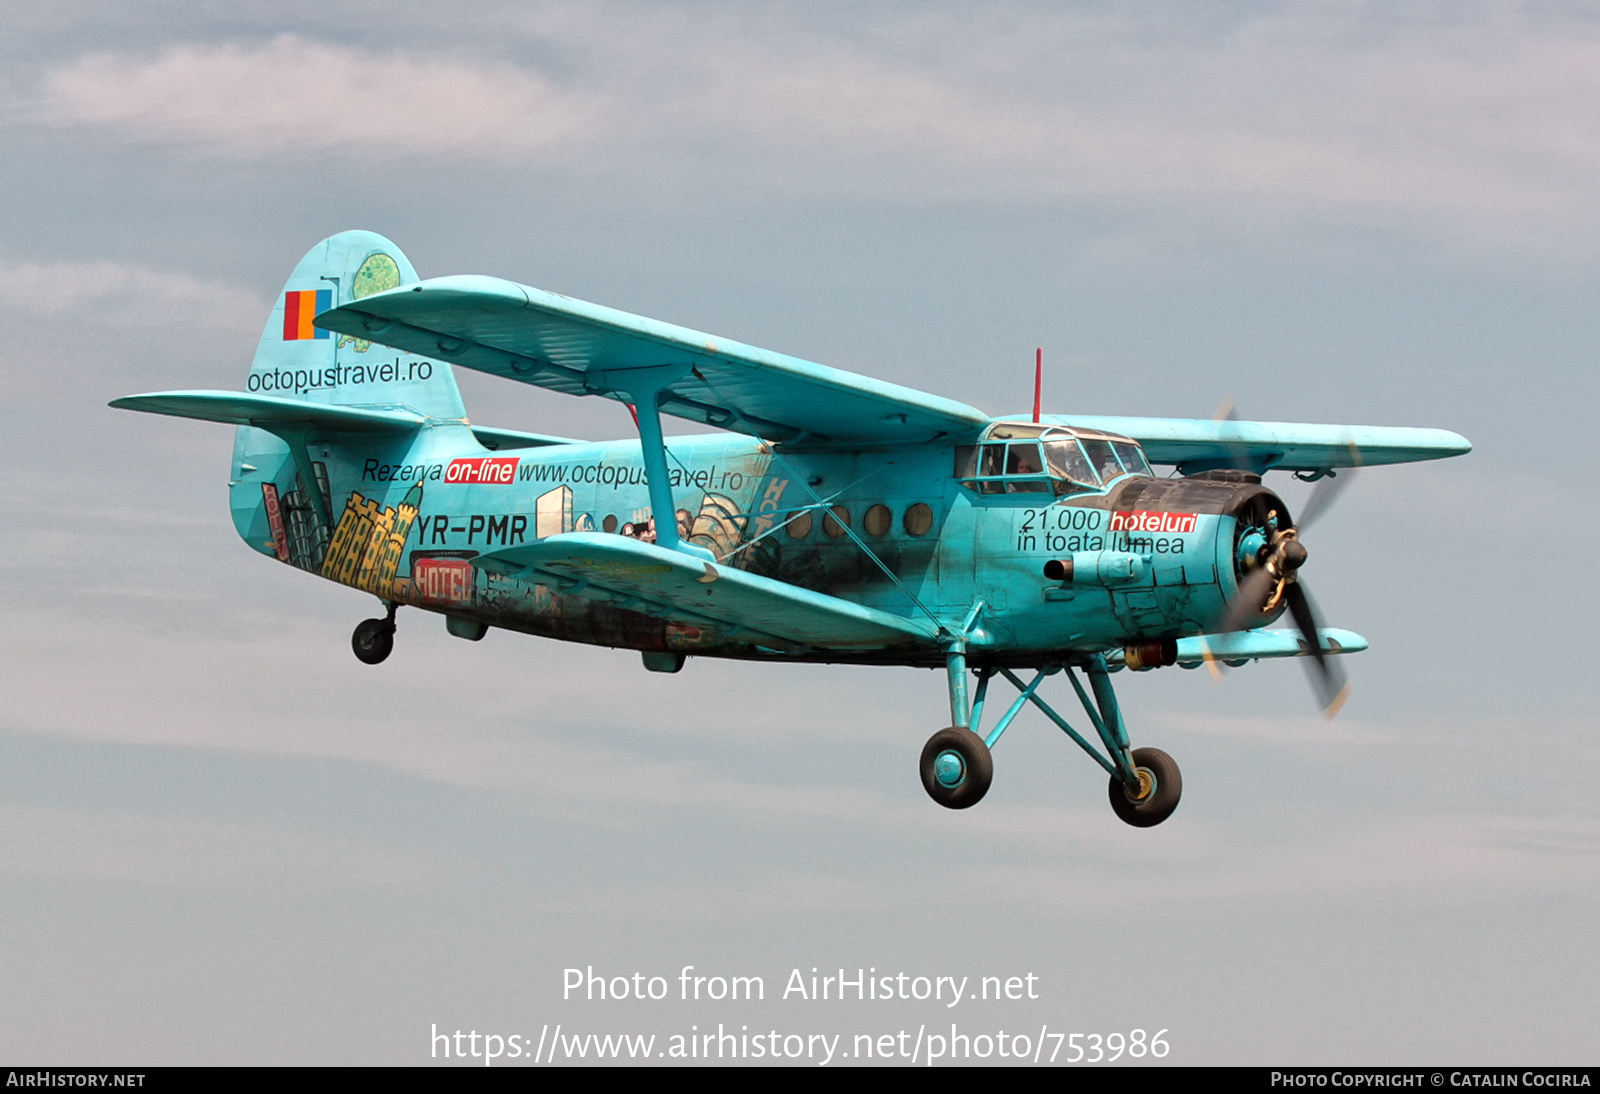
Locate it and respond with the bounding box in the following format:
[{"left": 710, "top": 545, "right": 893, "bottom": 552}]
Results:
[
  {"left": 1108, "top": 747, "right": 1182, "bottom": 827},
  {"left": 351, "top": 618, "right": 395, "bottom": 665},
  {"left": 919, "top": 728, "right": 994, "bottom": 810}
]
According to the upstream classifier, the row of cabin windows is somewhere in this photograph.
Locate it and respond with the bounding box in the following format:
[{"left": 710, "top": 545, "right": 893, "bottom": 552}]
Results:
[
  {"left": 592, "top": 503, "right": 936, "bottom": 543},
  {"left": 786, "top": 501, "right": 936, "bottom": 540}
]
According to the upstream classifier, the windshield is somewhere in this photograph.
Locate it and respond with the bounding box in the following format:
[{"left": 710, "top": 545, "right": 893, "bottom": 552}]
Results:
[
  {"left": 1044, "top": 439, "right": 1097, "bottom": 491},
  {"left": 1079, "top": 439, "right": 1124, "bottom": 482},
  {"left": 1112, "top": 441, "right": 1152, "bottom": 477}
]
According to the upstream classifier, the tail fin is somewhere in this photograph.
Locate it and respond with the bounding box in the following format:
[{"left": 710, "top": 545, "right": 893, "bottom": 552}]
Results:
[
  {"left": 225, "top": 231, "right": 462, "bottom": 571},
  {"left": 246, "top": 230, "right": 466, "bottom": 421}
]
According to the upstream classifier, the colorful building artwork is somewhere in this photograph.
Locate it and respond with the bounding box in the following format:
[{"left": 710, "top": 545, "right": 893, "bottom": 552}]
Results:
[
  {"left": 535, "top": 485, "right": 572, "bottom": 539},
  {"left": 321, "top": 482, "right": 423, "bottom": 598},
  {"left": 689, "top": 493, "right": 745, "bottom": 558},
  {"left": 261, "top": 482, "right": 290, "bottom": 561},
  {"left": 282, "top": 464, "right": 331, "bottom": 571}
]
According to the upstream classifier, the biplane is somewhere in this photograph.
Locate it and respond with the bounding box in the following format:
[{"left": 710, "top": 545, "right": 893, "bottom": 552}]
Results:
[{"left": 113, "top": 231, "right": 1470, "bottom": 825}]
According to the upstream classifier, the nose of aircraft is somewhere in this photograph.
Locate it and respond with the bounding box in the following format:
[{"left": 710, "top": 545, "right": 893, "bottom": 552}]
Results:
[{"left": 1215, "top": 489, "right": 1348, "bottom": 717}]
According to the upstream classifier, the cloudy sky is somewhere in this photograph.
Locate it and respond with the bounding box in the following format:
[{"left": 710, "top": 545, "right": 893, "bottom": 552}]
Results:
[{"left": 2, "top": 0, "right": 1596, "bottom": 1065}]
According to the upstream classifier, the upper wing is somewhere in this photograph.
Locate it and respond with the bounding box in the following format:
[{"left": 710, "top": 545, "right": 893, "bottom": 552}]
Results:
[
  {"left": 470, "top": 533, "right": 939, "bottom": 651},
  {"left": 1061, "top": 415, "right": 1471, "bottom": 472},
  {"left": 314, "top": 275, "right": 988, "bottom": 445}
]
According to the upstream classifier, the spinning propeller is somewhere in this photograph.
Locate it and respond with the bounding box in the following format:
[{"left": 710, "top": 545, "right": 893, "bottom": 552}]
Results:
[{"left": 1207, "top": 403, "right": 1358, "bottom": 718}]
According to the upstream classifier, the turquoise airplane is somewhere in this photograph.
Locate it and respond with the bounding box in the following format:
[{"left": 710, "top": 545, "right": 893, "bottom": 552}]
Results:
[{"left": 113, "top": 231, "right": 1470, "bottom": 826}]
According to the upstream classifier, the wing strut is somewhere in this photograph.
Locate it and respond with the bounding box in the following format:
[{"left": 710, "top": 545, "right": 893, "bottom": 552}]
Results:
[
  {"left": 688, "top": 366, "right": 950, "bottom": 636},
  {"left": 590, "top": 365, "right": 715, "bottom": 562}
]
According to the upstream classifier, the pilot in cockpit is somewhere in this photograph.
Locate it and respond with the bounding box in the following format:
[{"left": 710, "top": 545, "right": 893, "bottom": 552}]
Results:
[{"left": 1006, "top": 444, "right": 1048, "bottom": 493}]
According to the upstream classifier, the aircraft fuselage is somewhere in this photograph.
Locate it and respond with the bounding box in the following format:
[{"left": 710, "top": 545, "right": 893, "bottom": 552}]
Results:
[{"left": 231, "top": 424, "right": 1283, "bottom": 666}]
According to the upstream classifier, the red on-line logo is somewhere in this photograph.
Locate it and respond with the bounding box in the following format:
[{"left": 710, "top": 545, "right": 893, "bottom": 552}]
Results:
[
  {"left": 445, "top": 457, "right": 519, "bottom": 485},
  {"left": 1109, "top": 510, "right": 1197, "bottom": 534}
]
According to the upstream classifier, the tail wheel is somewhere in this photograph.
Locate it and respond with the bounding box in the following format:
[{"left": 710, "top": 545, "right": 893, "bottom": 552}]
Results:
[
  {"left": 919, "top": 728, "right": 994, "bottom": 810},
  {"left": 1108, "top": 747, "right": 1182, "bottom": 827},
  {"left": 352, "top": 618, "right": 395, "bottom": 665}
]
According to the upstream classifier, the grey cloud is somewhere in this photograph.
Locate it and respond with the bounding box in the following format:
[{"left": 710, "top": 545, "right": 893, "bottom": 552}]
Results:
[
  {"left": 36, "top": 34, "right": 592, "bottom": 160},
  {"left": 25, "top": 6, "right": 1600, "bottom": 248},
  {"left": 0, "top": 257, "right": 264, "bottom": 330}
]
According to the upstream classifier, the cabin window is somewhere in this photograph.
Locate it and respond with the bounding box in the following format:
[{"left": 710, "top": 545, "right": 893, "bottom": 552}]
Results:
[
  {"left": 823, "top": 505, "right": 851, "bottom": 538},
  {"left": 787, "top": 509, "right": 814, "bottom": 539},
  {"left": 904, "top": 503, "right": 934, "bottom": 536},
  {"left": 864, "top": 504, "right": 892, "bottom": 536}
]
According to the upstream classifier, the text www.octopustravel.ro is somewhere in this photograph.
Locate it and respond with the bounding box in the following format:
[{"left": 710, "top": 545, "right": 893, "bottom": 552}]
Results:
[{"left": 434, "top": 1023, "right": 1131, "bottom": 1065}]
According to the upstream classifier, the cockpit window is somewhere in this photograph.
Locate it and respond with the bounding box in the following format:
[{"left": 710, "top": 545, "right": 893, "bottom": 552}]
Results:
[
  {"left": 1079, "top": 438, "right": 1124, "bottom": 482},
  {"left": 986, "top": 423, "right": 1046, "bottom": 440},
  {"left": 1004, "top": 442, "right": 1050, "bottom": 492},
  {"left": 979, "top": 443, "right": 1005, "bottom": 493},
  {"left": 1112, "top": 441, "right": 1152, "bottom": 477},
  {"left": 1044, "top": 439, "right": 1097, "bottom": 491},
  {"left": 958, "top": 424, "right": 1153, "bottom": 495}
]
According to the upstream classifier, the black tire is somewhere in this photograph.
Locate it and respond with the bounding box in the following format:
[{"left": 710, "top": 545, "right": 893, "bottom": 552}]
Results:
[
  {"left": 919, "top": 727, "right": 994, "bottom": 810},
  {"left": 352, "top": 618, "right": 395, "bottom": 665},
  {"left": 1108, "top": 747, "right": 1182, "bottom": 827}
]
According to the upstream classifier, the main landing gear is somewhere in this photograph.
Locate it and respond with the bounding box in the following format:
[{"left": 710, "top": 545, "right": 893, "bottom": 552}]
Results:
[
  {"left": 921, "top": 645, "right": 1182, "bottom": 827},
  {"left": 919, "top": 728, "right": 994, "bottom": 809},
  {"left": 351, "top": 602, "right": 397, "bottom": 665}
]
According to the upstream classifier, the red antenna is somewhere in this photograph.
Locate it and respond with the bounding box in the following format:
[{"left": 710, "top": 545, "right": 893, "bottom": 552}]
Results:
[{"left": 1032, "top": 347, "right": 1043, "bottom": 423}]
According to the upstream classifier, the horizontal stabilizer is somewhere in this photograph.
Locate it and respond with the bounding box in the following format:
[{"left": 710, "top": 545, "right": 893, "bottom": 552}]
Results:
[
  {"left": 1107, "top": 628, "right": 1368, "bottom": 666},
  {"left": 470, "top": 533, "right": 939, "bottom": 651},
  {"left": 315, "top": 276, "right": 989, "bottom": 445},
  {"left": 109, "top": 391, "right": 432, "bottom": 433},
  {"left": 1055, "top": 415, "right": 1470, "bottom": 473}
]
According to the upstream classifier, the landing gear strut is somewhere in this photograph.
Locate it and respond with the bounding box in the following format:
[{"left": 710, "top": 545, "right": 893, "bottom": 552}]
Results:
[
  {"left": 921, "top": 641, "right": 1182, "bottom": 826},
  {"left": 352, "top": 602, "right": 397, "bottom": 665}
]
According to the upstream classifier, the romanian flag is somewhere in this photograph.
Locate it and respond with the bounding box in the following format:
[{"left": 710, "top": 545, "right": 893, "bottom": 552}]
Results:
[{"left": 282, "top": 289, "right": 332, "bottom": 341}]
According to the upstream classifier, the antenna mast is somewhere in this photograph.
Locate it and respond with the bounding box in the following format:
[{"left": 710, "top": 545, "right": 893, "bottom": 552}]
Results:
[{"left": 1032, "top": 347, "right": 1042, "bottom": 423}]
